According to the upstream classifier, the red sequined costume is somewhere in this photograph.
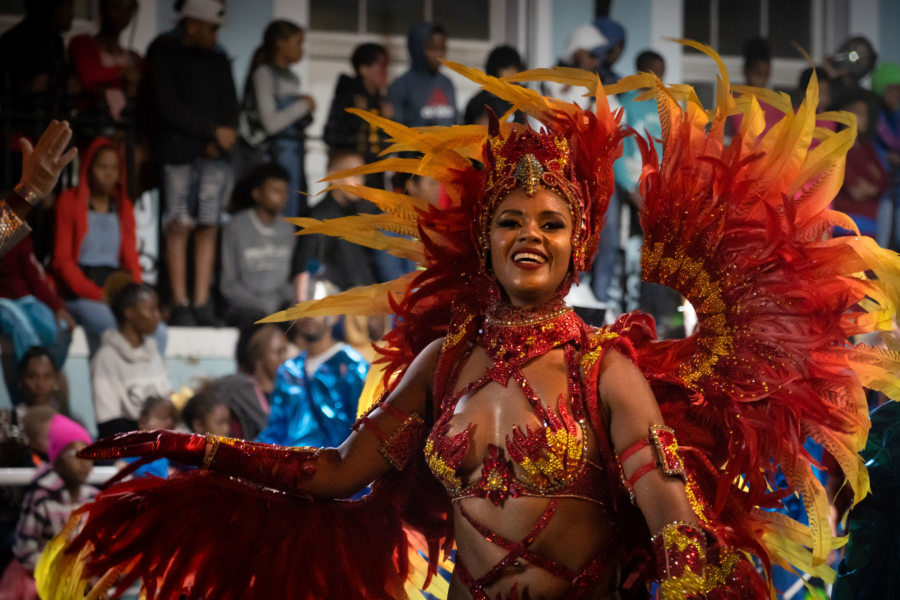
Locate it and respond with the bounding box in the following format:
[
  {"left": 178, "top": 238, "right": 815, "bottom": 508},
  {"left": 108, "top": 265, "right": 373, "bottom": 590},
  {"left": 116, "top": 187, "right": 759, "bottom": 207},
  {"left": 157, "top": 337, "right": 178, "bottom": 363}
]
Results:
[{"left": 37, "top": 42, "right": 900, "bottom": 600}]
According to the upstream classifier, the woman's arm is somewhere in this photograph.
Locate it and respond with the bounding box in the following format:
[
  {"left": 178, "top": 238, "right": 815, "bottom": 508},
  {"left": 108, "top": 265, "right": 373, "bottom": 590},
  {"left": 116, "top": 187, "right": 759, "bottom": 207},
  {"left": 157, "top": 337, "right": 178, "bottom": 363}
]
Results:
[
  {"left": 599, "top": 348, "right": 696, "bottom": 531},
  {"left": 598, "top": 348, "right": 706, "bottom": 593},
  {"left": 83, "top": 338, "right": 444, "bottom": 499}
]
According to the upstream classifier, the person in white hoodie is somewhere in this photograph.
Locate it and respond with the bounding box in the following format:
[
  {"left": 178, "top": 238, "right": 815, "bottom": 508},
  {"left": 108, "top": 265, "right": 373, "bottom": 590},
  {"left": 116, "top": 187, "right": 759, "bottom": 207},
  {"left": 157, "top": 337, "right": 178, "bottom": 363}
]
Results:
[{"left": 91, "top": 283, "right": 171, "bottom": 438}]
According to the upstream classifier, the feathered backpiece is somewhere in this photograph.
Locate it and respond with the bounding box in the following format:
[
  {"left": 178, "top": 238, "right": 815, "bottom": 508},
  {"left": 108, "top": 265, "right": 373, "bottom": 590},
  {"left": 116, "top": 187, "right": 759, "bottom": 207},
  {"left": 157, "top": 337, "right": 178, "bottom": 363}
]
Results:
[{"left": 268, "top": 41, "right": 900, "bottom": 585}]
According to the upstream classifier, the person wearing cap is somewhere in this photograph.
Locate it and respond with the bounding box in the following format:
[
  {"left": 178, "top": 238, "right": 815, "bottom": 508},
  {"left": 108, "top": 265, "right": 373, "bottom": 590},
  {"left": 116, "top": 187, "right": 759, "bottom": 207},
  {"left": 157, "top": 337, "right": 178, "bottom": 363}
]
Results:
[
  {"left": 873, "top": 62, "right": 900, "bottom": 251},
  {"left": 144, "top": 0, "right": 238, "bottom": 327},
  {"left": 9, "top": 414, "right": 95, "bottom": 578}
]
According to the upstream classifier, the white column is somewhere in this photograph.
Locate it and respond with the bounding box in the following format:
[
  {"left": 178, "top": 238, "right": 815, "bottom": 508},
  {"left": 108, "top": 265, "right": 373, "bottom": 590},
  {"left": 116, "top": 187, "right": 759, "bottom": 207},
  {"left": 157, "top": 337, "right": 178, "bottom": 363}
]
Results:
[
  {"left": 848, "top": 0, "right": 879, "bottom": 51},
  {"left": 127, "top": 0, "right": 159, "bottom": 54},
  {"left": 530, "top": 0, "right": 554, "bottom": 70},
  {"left": 650, "top": 0, "right": 683, "bottom": 85},
  {"left": 273, "top": 0, "right": 309, "bottom": 25}
]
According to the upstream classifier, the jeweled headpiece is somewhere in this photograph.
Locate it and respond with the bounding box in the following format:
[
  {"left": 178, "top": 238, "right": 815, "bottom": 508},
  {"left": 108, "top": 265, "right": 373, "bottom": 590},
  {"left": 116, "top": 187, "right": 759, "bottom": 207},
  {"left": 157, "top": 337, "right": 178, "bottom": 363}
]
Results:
[{"left": 476, "top": 110, "right": 618, "bottom": 279}]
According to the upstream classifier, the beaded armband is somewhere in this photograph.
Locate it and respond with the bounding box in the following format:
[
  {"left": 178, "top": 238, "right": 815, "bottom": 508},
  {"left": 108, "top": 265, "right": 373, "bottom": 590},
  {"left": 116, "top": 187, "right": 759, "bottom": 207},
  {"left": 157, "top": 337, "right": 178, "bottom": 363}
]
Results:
[
  {"left": 353, "top": 403, "right": 425, "bottom": 471},
  {"left": 617, "top": 424, "right": 686, "bottom": 503},
  {"left": 651, "top": 521, "right": 706, "bottom": 600}
]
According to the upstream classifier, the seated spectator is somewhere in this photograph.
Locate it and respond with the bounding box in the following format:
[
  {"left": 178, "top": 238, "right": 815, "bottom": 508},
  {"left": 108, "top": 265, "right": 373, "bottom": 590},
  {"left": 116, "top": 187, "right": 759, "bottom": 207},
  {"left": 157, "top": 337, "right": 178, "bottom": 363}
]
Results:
[
  {"left": 182, "top": 389, "right": 230, "bottom": 437},
  {"left": 257, "top": 306, "right": 368, "bottom": 448},
  {"left": 15, "top": 347, "right": 69, "bottom": 424},
  {"left": 117, "top": 395, "right": 177, "bottom": 479},
  {"left": 69, "top": 0, "right": 141, "bottom": 123},
  {"left": 873, "top": 62, "right": 900, "bottom": 250},
  {"left": 323, "top": 42, "right": 391, "bottom": 189},
  {"left": 833, "top": 91, "right": 887, "bottom": 237},
  {"left": 91, "top": 283, "right": 171, "bottom": 439},
  {"left": 292, "top": 150, "right": 378, "bottom": 293},
  {"left": 243, "top": 20, "right": 315, "bottom": 217},
  {"left": 52, "top": 137, "right": 165, "bottom": 356},
  {"left": 464, "top": 45, "right": 525, "bottom": 126},
  {"left": 9, "top": 415, "right": 95, "bottom": 583},
  {"left": 0, "top": 234, "right": 74, "bottom": 369},
  {"left": 211, "top": 324, "right": 286, "bottom": 440},
  {"left": 220, "top": 164, "right": 295, "bottom": 328}
]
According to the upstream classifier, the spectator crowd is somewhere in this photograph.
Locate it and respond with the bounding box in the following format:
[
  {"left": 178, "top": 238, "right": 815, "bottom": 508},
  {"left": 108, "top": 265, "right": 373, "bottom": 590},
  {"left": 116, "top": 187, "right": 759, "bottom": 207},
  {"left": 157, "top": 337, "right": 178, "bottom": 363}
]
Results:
[{"left": 0, "top": 0, "right": 898, "bottom": 595}]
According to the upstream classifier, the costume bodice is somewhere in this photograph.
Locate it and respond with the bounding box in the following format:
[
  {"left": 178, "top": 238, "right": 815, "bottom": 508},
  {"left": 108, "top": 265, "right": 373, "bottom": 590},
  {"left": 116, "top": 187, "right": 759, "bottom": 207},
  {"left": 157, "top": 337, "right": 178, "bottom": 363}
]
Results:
[{"left": 424, "top": 306, "right": 609, "bottom": 507}]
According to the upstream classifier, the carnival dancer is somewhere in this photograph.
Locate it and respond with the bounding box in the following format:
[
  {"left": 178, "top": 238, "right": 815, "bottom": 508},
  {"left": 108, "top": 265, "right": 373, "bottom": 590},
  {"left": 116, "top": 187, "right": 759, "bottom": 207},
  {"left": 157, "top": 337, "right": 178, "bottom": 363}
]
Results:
[{"left": 38, "top": 42, "right": 900, "bottom": 600}]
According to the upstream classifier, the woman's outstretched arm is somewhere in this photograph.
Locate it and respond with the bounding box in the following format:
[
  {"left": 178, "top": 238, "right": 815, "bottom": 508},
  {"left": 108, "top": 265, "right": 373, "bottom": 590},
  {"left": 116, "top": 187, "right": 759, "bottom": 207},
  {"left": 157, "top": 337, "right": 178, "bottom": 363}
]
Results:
[{"left": 83, "top": 338, "right": 444, "bottom": 499}]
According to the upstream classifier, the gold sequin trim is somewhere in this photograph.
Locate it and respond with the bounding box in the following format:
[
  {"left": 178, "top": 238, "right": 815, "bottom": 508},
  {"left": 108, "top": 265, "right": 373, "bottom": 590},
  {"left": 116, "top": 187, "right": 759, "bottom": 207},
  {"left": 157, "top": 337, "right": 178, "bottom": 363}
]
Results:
[
  {"left": 580, "top": 328, "right": 620, "bottom": 372},
  {"left": 202, "top": 434, "right": 225, "bottom": 468},
  {"left": 442, "top": 313, "right": 475, "bottom": 353},
  {"left": 423, "top": 438, "right": 463, "bottom": 492}
]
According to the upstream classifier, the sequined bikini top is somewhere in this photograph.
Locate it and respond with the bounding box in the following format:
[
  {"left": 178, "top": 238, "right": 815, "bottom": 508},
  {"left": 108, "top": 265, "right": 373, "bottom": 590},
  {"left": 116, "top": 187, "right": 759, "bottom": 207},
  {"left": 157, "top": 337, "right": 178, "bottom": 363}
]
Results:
[{"left": 424, "top": 303, "right": 607, "bottom": 506}]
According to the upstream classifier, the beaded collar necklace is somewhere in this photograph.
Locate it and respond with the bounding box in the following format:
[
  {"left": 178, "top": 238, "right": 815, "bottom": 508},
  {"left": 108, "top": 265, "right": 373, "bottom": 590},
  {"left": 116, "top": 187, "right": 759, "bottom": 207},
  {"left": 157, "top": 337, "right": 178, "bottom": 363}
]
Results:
[{"left": 479, "top": 300, "right": 583, "bottom": 367}]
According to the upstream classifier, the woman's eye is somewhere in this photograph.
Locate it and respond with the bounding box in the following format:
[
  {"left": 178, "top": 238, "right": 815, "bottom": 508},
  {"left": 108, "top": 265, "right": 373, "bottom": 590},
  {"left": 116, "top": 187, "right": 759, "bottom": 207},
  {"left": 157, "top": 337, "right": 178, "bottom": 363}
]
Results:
[
  {"left": 497, "top": 219, "right": 520, "bottom": 228},
  {"left": 542, "top": 221, "right": 565, "bottom": 230}
]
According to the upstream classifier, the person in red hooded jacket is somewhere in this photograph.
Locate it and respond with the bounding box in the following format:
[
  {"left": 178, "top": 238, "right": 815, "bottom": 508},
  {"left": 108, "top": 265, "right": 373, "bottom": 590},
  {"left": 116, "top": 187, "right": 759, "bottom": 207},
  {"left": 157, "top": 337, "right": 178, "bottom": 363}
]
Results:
[{"left": 52, "top": 137, "right": 165, "bottom": 356}]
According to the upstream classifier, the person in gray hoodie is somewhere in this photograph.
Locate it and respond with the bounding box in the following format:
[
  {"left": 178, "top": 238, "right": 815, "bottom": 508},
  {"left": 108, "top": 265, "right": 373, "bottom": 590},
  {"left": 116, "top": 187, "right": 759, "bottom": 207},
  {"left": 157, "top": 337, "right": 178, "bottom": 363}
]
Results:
[
  {"left": 387, "top": 22, "right": 457, "bottom": 128},
  {"left": 90, "top": 283, "right": 171, "bottom": 438}
]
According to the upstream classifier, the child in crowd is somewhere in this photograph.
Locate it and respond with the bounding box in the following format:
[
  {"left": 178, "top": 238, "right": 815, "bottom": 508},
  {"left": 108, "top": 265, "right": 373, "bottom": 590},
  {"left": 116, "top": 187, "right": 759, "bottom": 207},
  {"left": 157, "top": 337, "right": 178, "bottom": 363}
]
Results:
[
  {"left": 388, "top": 22, "right": 456, "bottom": 128},
  {"left": 116, "top": 395, "right": 178, "bottom": 479},
  {"left": 10, "top": 415, "right": 95, "bottom": 582},
  {"left": 243, "top": 20, "right": 315, "bottom": 217},
  {"left": 182, "top": 390, "right": 230, "bottom": 437},
  {"left": 211, "top": 324, "right": 286, "bottom": 440},
  {"left": 145, "top": 0, "right": 237, "bottom": 326},
  {"left": 91, "top": 283, "right": 171, "bottom": 439},
  {"left": 219, "top": 164, "right": 295, "bottom": 329},
  {"left": 15, "top": 347, "right": 68, "bottom": 424},
  {"left": 20, "top": 406, "right": 56, "bottom": 468},
  {"left": 464, "top": 45, "right": 525, "bottom": 126},
  {"left": 291, "top": 150, "right": 379, "bottom": 292},
  {"left": 323, "top": 42, "right": 390, "bottom": 188},
  {"left": 833, "top": 91, "right": 888, "bottom": 237},
  {"left": 53, "top": 138, "right": 165, "bottom": 356}
]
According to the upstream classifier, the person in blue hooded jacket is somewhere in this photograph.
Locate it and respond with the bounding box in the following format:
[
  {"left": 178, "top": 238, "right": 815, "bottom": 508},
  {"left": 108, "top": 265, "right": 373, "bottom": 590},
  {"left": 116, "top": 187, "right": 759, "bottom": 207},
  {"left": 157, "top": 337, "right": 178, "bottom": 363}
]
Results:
[
  {"left": 387, "top": 22, "right": 457, "bottom": 128},
  {"left": 255, "top": 314, "right": 368, "bottom": 448}
]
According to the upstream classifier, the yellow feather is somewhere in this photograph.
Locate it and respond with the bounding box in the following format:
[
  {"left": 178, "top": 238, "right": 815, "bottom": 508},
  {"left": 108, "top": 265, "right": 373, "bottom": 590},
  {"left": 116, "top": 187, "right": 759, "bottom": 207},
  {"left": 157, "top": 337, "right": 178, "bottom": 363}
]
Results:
[
  {"left": 320, "top": 184, "right": 429, "bottom": 222},
  {"left": 286, "top": 216, "right": 424, "bottom": 262},
  {"left": 259, "top": 274, "right": 417, "bottom": 323}
]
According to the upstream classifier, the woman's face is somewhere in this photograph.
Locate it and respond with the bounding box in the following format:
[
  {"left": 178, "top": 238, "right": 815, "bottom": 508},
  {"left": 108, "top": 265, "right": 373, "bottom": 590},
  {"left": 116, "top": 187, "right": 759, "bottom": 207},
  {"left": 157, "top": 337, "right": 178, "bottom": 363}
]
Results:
[
  {"left": 278, "top": 31, "right": 304, "bottom": 65},
  {"left": 260, "top": 331, "right": 288, "bottom": 380},
  {"left": 489, "top": 188, "right": 573, "bottom": 307},
  {"left": 89, "top": 148, "right": 119, "bottom": 196},
  {"left": 128, "top": 291, "right": 161, "bottom": 336},
  {"left": 19, "top": 356, "right": 57, "bottom": 406}
]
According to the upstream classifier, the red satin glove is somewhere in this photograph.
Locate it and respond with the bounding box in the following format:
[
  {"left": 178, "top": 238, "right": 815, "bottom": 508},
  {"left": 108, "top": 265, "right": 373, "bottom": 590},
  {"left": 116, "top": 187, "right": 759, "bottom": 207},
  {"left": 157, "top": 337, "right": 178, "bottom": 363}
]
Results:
[
  {"left": 81, "top": 431, "right": 319, "bottom": 496},
  {"left": 80, "top": 430, "right": 207, "bottom": 465}
]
